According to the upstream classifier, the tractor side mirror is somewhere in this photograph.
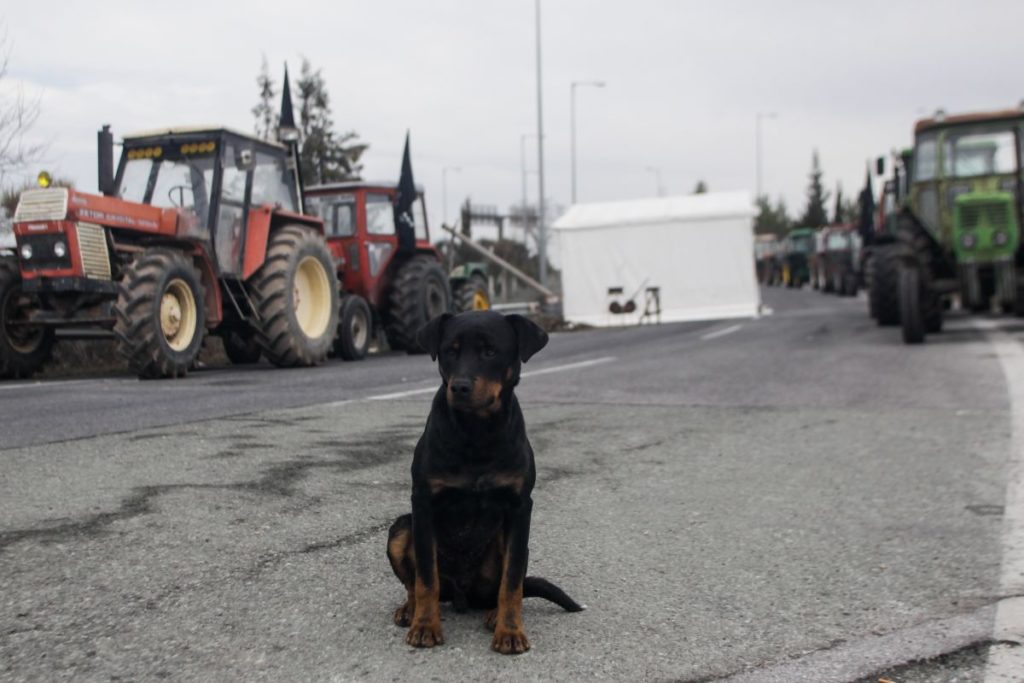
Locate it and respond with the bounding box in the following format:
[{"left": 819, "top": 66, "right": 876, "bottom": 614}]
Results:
[
  {"left": 875, "top": 156, "right": 885, "bottom": 176},
  {"left": 235, "top": 148, "right": 255, "bottom": 172}
]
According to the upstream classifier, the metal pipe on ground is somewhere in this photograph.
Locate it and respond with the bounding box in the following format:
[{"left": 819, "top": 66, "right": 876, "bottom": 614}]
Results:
[{"left": 440, "top": 224, "right": 558, "bottom": 303}]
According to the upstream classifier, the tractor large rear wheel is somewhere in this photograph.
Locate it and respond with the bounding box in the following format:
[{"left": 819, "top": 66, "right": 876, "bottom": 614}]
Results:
[
  {"left": 249, "top": 226, "right": 339, "bottom": 367},
  {"left": 872, "top": 245, "right": 901, "bottom": 326},
  {"left": 900, "top": 265, "right": 925, "bottom": 345},
  {"left": 113, "top": 250, "right": 205, "bottom": 379},
  {"left": 385, "top": 255, "right": 451, "bottom": 353},
  {"left": 453, "top": 273, "right": 491, "bottom": 313},
  {"left": 0, "top": 257, "right": 54, "bottom": 379}
]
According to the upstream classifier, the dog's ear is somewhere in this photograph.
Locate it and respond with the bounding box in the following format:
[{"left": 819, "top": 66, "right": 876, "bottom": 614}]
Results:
[
  {"left": 506, "top": 314, "right": 548, "bottom": 363},
  {"left": 416, "top": 313, "right": 452, "bottom": 361}
]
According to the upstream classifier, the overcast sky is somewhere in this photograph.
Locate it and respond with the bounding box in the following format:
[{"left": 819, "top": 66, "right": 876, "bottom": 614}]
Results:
[{"left": 3, "top": 0, "right": 1023, "bottom": 231}]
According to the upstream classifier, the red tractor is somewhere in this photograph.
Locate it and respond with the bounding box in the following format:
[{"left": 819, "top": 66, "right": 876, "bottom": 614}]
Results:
[
  {"left": 1, "top": 126, "right": 339, "bottom": 379},
  {"left": 305, "top": 181, "right": 489, "bottom": 360}
]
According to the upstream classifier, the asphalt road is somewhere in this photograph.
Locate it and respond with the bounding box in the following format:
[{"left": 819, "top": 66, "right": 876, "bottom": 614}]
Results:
[{"left": 1, "top": 288, "right": 1021, "bottom": 681}]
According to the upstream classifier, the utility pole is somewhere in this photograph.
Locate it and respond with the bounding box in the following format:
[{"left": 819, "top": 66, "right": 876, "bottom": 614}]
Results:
[
  {"left": 520, "top": 133, "right": 533, "bottom": 245},
  {"left": 570, "top": 80, "right": 605, "bottom": 205},
  {"left": 756, "top": 111, "right": 777, "bottom": 200},
  {"left": 645, "top": 166, "right": 665, "bottom": 197},
  {"left": 535, "top": 0, "right": 548, "bottom": 288},
  {"left": 442, "top": 166, "right": 461, "bottom": 226}
]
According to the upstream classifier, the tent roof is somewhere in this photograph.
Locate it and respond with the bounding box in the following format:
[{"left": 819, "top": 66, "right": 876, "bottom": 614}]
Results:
[{"left": 552, "top": 191, "right": 755, "bottom": 231}]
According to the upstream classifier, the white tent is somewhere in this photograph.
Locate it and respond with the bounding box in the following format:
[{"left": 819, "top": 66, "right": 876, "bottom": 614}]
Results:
[{"left": 551, "top": 191, "right": 759, "bottom": 327}]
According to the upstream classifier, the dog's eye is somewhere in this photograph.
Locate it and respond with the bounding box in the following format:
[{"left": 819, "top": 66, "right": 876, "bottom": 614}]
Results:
[
  {"left": 482, "top": 346, "right": 497, "bottom": 358},
  {"left": 445, "top": 347, "right": 459, "bottom": 358}
]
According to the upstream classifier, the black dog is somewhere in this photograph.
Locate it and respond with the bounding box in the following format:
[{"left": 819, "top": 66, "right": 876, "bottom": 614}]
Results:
[{"left": 386, "top": 311, "right": 583, "bottom": 655}]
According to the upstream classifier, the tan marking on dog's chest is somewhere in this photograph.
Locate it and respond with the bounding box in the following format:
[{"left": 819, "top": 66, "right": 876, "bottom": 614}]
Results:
[{"left": 428, "top": 472, "right": 525, "bottom": 495}]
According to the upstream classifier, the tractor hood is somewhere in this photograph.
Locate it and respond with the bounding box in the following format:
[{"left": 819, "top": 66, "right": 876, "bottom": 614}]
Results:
[{"left": 14, "top": 188, "right": 181, "bottom": 235}]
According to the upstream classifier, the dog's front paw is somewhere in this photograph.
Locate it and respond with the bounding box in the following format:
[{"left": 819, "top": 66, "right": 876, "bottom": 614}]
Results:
[
  {"left": 492, "top": 626, "right": 530, "bottom": 655},
  {"left": 406, "top": 620, "right": 444, "bottom": 648},
  {"left": 393, "top": 602, "right": 413, "bottom": 627}
]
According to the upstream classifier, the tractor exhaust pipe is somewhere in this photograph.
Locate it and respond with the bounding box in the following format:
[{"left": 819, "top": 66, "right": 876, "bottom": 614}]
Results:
[{"left": 97, "top": 124, "right": 115, "bottom": 196}]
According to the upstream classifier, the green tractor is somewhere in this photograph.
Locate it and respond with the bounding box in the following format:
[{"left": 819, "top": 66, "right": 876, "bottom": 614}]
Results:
[
  {"left": 872, "top": 107, "right": 1024, "bottom": 343},
  {"left": 779, "top": 227, "right": 816, "bottom": 287}
]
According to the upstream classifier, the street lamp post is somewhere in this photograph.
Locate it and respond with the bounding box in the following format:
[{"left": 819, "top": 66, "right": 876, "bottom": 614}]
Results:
[
  {"left": 520, "top": 134, "right": 533, "bottom": 217},
  {"left": 645, "top": 166, "right": 665, "bottom": 197},
  {"left": 520, "top": 133, "right": 536, "bottom": 246},
  {"left": 442, "top": 166, "right": 461, "bottom": 228},
  {"left": 756, "top": 111, "right": 777, "bottom": 200},
  {"left": 535, "top": 0, "right": 548, "bottom": 288},
  {"left": 570, "top": 80, "right": 605, "bottom": 205}
]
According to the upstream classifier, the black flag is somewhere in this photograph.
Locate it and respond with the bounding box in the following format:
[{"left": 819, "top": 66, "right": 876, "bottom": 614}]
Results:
[
  {"left": 858, "top": 163, "right": 876, "bottom": 243},
  {"left": 394, "top": 132, "right": 417, "bottom": 252},
  {"left": 278, "top": 65, "right": 303, "bottom": 212},
  {"left": 279, "top": 66, "right": 297, "bottom": 138}
]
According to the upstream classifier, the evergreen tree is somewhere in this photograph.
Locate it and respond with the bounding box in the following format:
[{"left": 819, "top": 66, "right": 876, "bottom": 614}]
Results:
[
  {"left": 799, "top": 149, "right": 830, "bottom": 227},
  {"left": 833, "top": 182, "right": 843, "bottom": 224},
  {"left": 252, "top": 55, "right": 277, "bottom": 141},
  {"left": 693, "top": 180, "right": 708, "bottom": 194},
  {"left": 754, "top": 195, "right": 791, "bottom": 236},
  {"left": 295, "top": 58, "right": 367, "bottom": 184}
]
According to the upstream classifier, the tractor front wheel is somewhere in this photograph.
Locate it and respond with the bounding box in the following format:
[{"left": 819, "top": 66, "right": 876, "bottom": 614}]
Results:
[
  {"left": 453, "top": 273, "right": 491, "bottom": 313},
  {"left": 0, "top": 258, "right": 54, "bottom": 379},
  {"left": 249, "top": 226, "right": 339, "bottom": 367},
  {"left": 113, "top": 250, "right": 205, "bottom": 379},
  {"left": 335, "top": 294, "right": 372, "bottom": 361},
  {"left": 385, "top": 255, "right": 451, "bottom": 353},
  {"left": 899, "top": 265, "right": 925, "bottom": 345}
]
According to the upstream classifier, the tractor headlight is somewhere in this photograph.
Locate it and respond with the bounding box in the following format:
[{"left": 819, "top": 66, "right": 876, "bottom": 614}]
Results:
[
  {"left": 19, "top": 244, "right": 33, "bottom": 260},
  {"left": 961, "top": 233, "right": 977, "bottom": 249},
  {"left": 994, "top": 231, "right": 1010, "bottom": 247},
  {"left": 53, "top": 240, "right": 67, "bottom": 258}
]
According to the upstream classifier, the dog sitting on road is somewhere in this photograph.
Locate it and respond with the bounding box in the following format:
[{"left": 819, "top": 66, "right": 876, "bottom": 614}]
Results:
[{"left": 385, "top": 311, "right": 583, "bottom": 655}]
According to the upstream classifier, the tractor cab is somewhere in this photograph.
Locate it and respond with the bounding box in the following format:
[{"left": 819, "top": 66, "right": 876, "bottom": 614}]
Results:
[
  {"left": 115, "top": 127, "right": 303, "bottom": 277},
  {"left": 909, "top": 110, "right": 1022, "bottom": 265},
  {"left": 779, "top": 227, "right": 816, "bottom": 287},
  {"left": 304, "top": 180, "right": 430, "bottom": 309}
]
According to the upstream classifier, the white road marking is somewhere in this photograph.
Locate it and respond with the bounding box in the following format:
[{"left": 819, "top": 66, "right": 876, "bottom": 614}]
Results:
[
  {"left": 700, "top": 324, "right": 743, "bottom": 341},
  {"left": 366, "top": 386, "right": 437, "bottom": 401},
  {"left": 979, "top": 324, "right": 1024, "bottom": 681},
  {"left": 0, "top": 378, "right": 99, "bottom": 392},
  {"left": 521, "top": 355, "right": 615, "bottom": 378},
  {"left": 325, "top": 356, "right": 618, "bottom": 408}
]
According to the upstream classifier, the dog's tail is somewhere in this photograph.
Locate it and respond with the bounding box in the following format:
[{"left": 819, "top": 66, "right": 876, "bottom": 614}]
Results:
[{"left": 523, "top": 576, "right": 586, "bottom": 612}]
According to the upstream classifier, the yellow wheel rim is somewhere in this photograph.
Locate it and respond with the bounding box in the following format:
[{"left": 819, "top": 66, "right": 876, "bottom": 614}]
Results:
[
  {"left": 472, "top": 290, "right": 490, "bottom": 310},
  {"left": 160, "top": 278, "right": 197, "bottom": 352},
  {"left": 294, "top": 256, "right": 331, "bottom": 338}
]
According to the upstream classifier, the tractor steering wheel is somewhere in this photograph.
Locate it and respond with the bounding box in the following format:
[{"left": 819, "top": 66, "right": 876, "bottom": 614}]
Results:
[{"left": 167, "top": 185, "right": 194, "bottom": 209}]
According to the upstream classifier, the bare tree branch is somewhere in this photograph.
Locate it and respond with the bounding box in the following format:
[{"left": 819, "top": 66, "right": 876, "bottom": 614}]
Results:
[{"left": 0, "top": 29, "right": 45, "bottom": 191}]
